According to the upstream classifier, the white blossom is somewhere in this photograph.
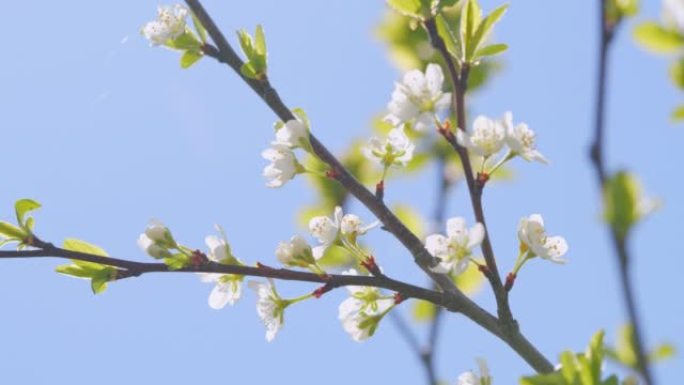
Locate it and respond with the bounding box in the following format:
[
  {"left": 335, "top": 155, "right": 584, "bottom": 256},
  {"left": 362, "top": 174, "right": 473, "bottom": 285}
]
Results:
[
  {"left": 262, "top": 144, "right": 300, "bottom": 188},
  {"left": 456, "top": 115, "right": 506, "bottom": 158},
  {"left": 200, "top": 228, "right": 243, "bottom": 309},
  {"left": 141, "top": 4, "right": 189, "bottom": 46},
  {"left": 337, "top": 269, "right": 393, "bottom": 342},
  {"left": 518, "top": 214, "right": 568, "bottom": 263},
  {"left": 502, "top": 112, "right": 548, "bottom": 164},
  {"left": 274, "top": 235, "right": 315, "bottom": 267},
  {"left": 308, "top": 206, "right": 343, "bottom": 259},
  {"left": 425, "top": 217, "right": 484, "bottom": 275},
  {"left": 457, "top": 358, "right": 492, "bottom": 385},
  {"left": 387, "top": 63, "right": 451, "bottom": 131},
  {"left": 663, "top": 0, "right": 684, "bottom": 32},
  {"left": 340, "top": 214, "right": 379, "bottom": 237},
  {"left": 137, "top": 220, "right": 174, "bottom": 259},
  {"left": 362, "top": 126, "right": 415, "bottom": 168},
  {"left": 200, "top": 273, "right": 243, "bottom": 309},
  {"left": 249, "top": 279, "right": 287, "bottom": 342},
  {"left": 274, "top": 119, "right": 309, "bottom": 149}
]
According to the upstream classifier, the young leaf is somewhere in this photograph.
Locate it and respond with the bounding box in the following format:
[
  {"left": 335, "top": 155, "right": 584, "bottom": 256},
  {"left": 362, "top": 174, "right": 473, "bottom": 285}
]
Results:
[
  {"left": 475, "top": 43, "right": 508, "bottom": 58},
  {"left": 386, "top": 0, "right": 424, "bottom": 18},
  {"left": 180, "top": 50, "right": 203, "bottom": 68},
  {"left": 191, "top": 13, "right": 207, "bottom": 43},
  {"left": 15, "top": 198, "right": 41, "bottom": 226},
  {"left": 0, "top": 221, "right": 27, "bottom": 239},
  {"left": 468, "top": 4, "right": 508, "bottom": 59},
  {"left": 63, "top": 238, "right": 109, "bottom": 257},
  {"left": 671, "top": 105, "right": 684, "bottom": 122},
  {"left": 633, "top": 22, "right": 684, "bottom": 54},
  {"left": 167, "top": 31, "right": 202, "bottom": 51},
  {"left": 435, "top": 13, "right": 461, "bottom": 58},
  {"left": 255, "top": 25, "right": 267, "bottom": 55}
]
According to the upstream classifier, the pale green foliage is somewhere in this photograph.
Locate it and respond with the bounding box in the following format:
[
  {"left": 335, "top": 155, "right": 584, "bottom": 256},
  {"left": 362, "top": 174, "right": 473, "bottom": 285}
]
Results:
[
  {"left": 237, "top": 25, "right": 268, "bottom": 79},
  {"left": 602, "top": 171, "right": 656, "bottom": 241},
  {"left": 634, "top": 22, "right": 684, "bottom": 53},
  {"left": 606, "top": 0, "right": 639, "bottom": 26},
  {"left": 520, "top": 331, "right": 620, "bottom": 385},
  {"left": 0, "top": 198, "right": 42, "bottom": 249},
  {"left": 437, "top": 0, "right": 509, "bottom": 65},
  {"left": 605, "top": 324, "right": 676, "bottom": 371},
  {"left": 56, "top": 238, "right": 116, "bottom": 294}
]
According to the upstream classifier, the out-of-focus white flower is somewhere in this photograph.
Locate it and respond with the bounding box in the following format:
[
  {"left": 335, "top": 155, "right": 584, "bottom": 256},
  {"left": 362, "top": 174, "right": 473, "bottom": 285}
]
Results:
[
  {"left": 274, "top": 235, "right": 316, "bottom": 268},
  {"left": 141, "top": 4, "right": 189, "bottom": 46},
  {"left": 502, "top": 112, "right": 548, "bottom": 164},
  {"left": 456, "top": 115, "right": 506, "bottom": 158},
  {"left": 518, "top": 214, "right": 568, "bottom": 263},
  {"left": 425, "top": 217, "right": 484, "bottom": 275},
  {"left": 387, "top": 63, "right": 451, "bottom": 131},
  {"left": 262, "top": 144, "right": 301, "bottom": 188},
  {"left": 663, "top": 0, "right": 684, "bottom": 32},
  {"left": 362, "top": 127, "right": 415, "bottom": 168},
  {"left": 249, "top": 279, "right": 287, "bottom": 342},
  {"left": 457, "top": 358, "right": 492, "bottom": 385},
  {"left": 274, "top": 119, "right": 309, "bottom": 149}
]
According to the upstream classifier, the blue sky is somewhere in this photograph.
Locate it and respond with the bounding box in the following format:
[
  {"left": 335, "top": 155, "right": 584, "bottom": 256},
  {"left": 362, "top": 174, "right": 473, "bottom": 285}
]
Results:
[{"left": 0, "top": 1, "right": 681, "bottom": 384}]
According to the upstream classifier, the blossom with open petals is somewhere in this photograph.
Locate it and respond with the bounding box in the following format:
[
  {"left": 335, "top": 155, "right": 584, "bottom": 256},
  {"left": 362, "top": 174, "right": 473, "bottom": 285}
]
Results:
[
  {"left": 249, "top": 279, "right": 287, "bottom": 342},
  {"left": 337, "top": 269, "right": 393, "bottom": 342},
  {"left": 387, "top": 63, "right": 451, "bottom": 131},
  {"left": 456, "top": 115, "right": 506, "bottom": 158},
  {"left": 425, "top": 217, "right": 484, "bottom": 275},
  {"left": 502, "top": 112, "right": 548, "bottom": 164},
  {"left": 663, "top": 0, "right": 684, "bottom": 32},
  {"left": 262, "top": 144, "right": 301, "bottom": 188},
  {"left": 200, "top": 229, "right": 243, "bottom": 309},
  {"left": 274, "top": 119, "right": 309, "bottom": 149},
  {"left": 362, "top": 127, "right": 415, "bottom": 168},
  {"left": 518, "top": 214, "right": 568, "bottom": 263},
  {"left": 141, "top": 4, "right": 189, "bottom": 46}
]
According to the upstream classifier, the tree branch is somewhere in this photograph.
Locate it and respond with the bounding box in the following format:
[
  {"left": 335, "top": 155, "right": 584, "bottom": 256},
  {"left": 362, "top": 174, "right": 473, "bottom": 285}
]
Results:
[
  {"left": 182, "top": 0, "right": 552, "bottom": 373},
  {"left": 423, "top": 18, "right": 514, "bottom": 329},
  {"left": 590, "top": 3, "right": 654, "bottom": 385}
]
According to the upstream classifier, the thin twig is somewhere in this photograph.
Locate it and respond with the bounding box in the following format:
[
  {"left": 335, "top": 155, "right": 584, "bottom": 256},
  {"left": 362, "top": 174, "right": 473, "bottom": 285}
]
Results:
[
  {"left": 590, "top": 3, "right": 654, "bottom": 385},
  {"left": 423, "top": 18, "right": 514, "bottom": 330},
  {"left": 182, "top": 0, "right": 552, "bottom": 373}
]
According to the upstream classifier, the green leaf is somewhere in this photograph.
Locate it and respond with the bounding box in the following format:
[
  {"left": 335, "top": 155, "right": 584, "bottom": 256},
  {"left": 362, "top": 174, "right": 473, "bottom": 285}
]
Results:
[
  {"left": 461, "top": 0, "right": 483, "bottom": 54},
  {"left": 435, "top": 13, "right": 460, "bottom": 58},
  {"left": 191, "top": 13, "right": 207, "bottom": 43},
  {"left": 392, "top": 204, "right": 425, "bottom": 238},
  {"left": 240, "top": 63, "right": 258, "bottom": 79},
  {"left": 412, "top": 300, "right": 436, "bottom": 322},
  {"left": 603, "top": 171, "right": 641, "bottom": 240},
  {"left": 519, "top": 372, "right": 566, "bottom": 385},
  {"left": 671, "top": 105, "right": 684, "bottom": 122},
  {"left": 164, "top": 254, "right": 190, "bottom": 270},
  {"left": 63, "top": 238, "right": 109, "bottom": 257},
  {"left": 649, "top": 343, "right": 676, "bottom": 362},
  {"left": 601, "top": 375, "right": 619, "bottom": 385},
  {"left": 15, "top": 198, "right": 41, "bottom": 226},
  {"left": 255, "top": 25, "right": 267, "bottom": 54},
  {"left": 669, "top": 59, "right": 684, "bottom": 89},
  {"left": 0, "top": 221, "right": 27, "bottom": 239},
  {"left": 167, "top": 31, "right": 202, "bottom": 51},
  {"left": 453, "top": 262, "right": 485, "bottom": 294},
  {"left": 386, "top": 0, "right": 424, "bottom": 18},
  {"left": 468, "top": 4, "right": 508, "bottom": 59},
  {"left": 55, "top": 264, "right": 95, "bottom": 279},
  {"left": 90, "top": 269, "right": 113, "bottom": 294},
  {"left": 633, "top": 22, "right": 684, "bottom": 54},
  {"left": 475, "top": 43, "right": 508, "bottom": 58},
  {"left": 180, "top": 50, "right": 203, "bottom": 68}
]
